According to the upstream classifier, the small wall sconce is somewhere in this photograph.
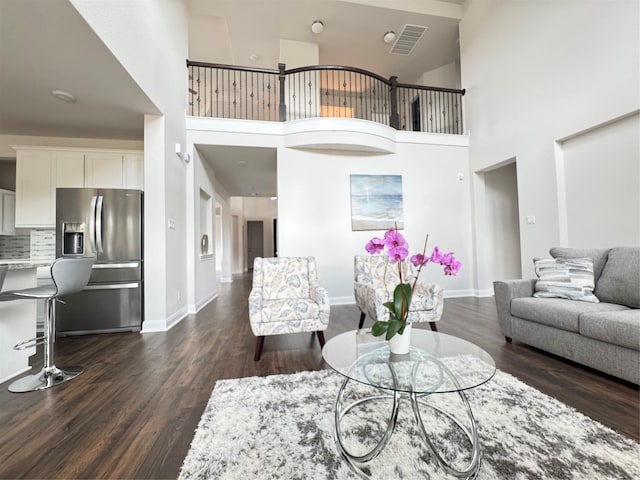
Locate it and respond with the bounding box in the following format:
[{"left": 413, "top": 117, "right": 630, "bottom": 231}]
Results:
[
  {"left": 175, "top": 143, "right": 191, "bottom": 163},
  {"left": 311, "top": 20, "right": 324, "bottom": 34}
]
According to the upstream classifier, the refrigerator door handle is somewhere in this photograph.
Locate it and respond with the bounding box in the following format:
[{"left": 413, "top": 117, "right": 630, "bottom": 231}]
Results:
[
  {"left": 84, "top": 282, "right": 140, "bottom": 290},
  {"left": 89, "top": 195, "right": 98, "bottom": 251},
  {"left": 96, "top": 195, "right": 104, "bottom": 253},
  {"left": 92, "top": 262, "right": 140, "bottom": 269}
]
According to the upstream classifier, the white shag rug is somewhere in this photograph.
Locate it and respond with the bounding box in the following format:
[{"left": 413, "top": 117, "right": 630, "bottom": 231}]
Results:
[{"left": 179, "top": 369, "right": 640, "bottom": 479}]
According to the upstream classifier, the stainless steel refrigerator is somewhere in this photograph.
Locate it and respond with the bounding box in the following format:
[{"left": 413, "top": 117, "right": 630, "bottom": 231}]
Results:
[{"left": 55, "top": 188, "right": 143, "bottom": 335}]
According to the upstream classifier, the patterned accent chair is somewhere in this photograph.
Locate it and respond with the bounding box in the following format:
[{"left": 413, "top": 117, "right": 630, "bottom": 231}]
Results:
[
  {"left": 248, "top": 256, "right": 330, "bottom": 361},
  {"left": 354, "top": 254, "right": 444, "bottom": 331}
]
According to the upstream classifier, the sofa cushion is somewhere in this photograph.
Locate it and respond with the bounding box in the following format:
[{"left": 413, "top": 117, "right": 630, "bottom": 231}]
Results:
[
  {"left": 511, "top": 297, "right": 627, "bottom": 332},
  {"left": 580, "top": 309, "right": 640, "bottom": 351},
  {"left": 594, "top": 247, "right": 640, "bottom": 308},
  {"left": 533, "top": 257, "right": 598, "bottom": 303},
  {"left": 549, "top": 247, "right": 610, "bottom": 283}
]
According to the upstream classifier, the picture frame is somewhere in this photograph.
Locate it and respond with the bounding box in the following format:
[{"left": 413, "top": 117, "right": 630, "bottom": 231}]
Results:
[{"left": 350, "top": 174, "right": 404, "bottom": 231}]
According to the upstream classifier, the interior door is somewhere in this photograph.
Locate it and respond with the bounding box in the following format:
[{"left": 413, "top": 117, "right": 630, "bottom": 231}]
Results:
[{"left": 247, "top": 220, "right": 264, "bottom": 269}]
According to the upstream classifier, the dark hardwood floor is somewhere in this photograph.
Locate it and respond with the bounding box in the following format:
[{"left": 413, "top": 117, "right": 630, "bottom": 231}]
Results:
[{"left": 0, "top": 273, "right": 638, "bottom": 479}]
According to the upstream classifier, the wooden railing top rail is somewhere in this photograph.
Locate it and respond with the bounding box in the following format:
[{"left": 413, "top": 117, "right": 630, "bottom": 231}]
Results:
[
  {"left": 187, "top": 60, "right": 466, "bottom": 134},
  {"left": 186, "top": 60, "right": 465, "bottom": 95}
]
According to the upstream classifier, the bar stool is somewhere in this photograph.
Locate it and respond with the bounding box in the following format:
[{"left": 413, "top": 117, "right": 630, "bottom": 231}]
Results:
[
  {"left": 0, "top": 257, "right": 95, "bottom": 393},
  {"left": 0, "top": 264, "right": 7, "bottom": 290}
]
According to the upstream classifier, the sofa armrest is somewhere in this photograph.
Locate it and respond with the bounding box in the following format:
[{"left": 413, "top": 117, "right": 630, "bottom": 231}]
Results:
[{"left": 493, "top": 278, "right": 537, "bottom": 340}]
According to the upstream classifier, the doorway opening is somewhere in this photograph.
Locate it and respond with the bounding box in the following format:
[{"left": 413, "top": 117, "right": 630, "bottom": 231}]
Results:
[
  {"left": 483, "top": 160, "right": 522, "bottom": 280},
  {"left": 247, "top": 220, "right": 264, "bottom": 270}
]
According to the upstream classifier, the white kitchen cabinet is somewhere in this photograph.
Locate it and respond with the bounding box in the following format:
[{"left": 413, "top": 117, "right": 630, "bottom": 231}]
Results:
[
  {"left": 85, "top": 152, "right": 124, "bottom": 189},
  {"left": 15, "top": 150, "right": 55, "bottom": 227},
  {"left": 124, "top": 153, "right": 144, "bottom": 190},
  {"left": 13, "top": 146, "right": 144, "bottom": 228},
  {"left": 0, "top": 189, "right": 16, "bottom": 235},
  {"left": 54, "top": 151, "right": 85, "bottom": 188}
]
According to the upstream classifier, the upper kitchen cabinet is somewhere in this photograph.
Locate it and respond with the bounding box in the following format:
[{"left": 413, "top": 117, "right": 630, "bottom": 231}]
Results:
[
  {"left": 0, "top": 189, "right": 16, "bottom": 235},
  {"left": 13, "top": 146, "right": 144, "bottom": 228},
  {"left": 85, "top": 152, "right": 125, "bottom": 189},
  {"left": 85, "top": 152, "right": 144, "bottom": 190},
  {"left": 15, "top": 149, "right": 55, "bottom": 227},
  {"left": 54, "top": 151, "right": 85, "bottom": 188}
]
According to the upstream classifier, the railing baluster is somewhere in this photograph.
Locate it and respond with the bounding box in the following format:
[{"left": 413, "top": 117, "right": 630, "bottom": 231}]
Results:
[{"left": 185, "top": 61, "right": 464, "bottom": 133}]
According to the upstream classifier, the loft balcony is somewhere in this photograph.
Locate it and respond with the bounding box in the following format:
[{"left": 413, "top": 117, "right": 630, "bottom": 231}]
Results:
[{"left": 187, "top": 61, "right": 465, "bottom": 135}]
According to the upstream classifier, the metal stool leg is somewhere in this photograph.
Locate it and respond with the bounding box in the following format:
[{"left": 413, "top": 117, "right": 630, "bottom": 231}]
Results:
[{"left": 8, "top": 298, "right": 83, "bottom": 393}]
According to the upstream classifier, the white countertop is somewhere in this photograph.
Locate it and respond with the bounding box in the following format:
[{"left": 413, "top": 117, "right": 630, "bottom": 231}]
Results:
[{"left": 0, "top": 259, "right": 53, "bottom": 270}]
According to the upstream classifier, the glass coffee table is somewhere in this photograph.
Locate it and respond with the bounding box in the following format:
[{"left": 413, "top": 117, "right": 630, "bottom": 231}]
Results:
[{"left": 322, "top": 328, "right": 496, "bottom": 479}]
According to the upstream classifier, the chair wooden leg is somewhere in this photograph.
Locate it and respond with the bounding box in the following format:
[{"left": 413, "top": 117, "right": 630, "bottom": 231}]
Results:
[
  {"left": 254, "top": 336, "right": 265, "bottom": 361},
  {"left": 429, "top": 322, "right": 438, "bottom": 332},
  {"left": 358, "top": 312, "right": 366, "bottom": 329},
  {"left": 316, "top": 331, "right": 326, "bottom": 349}
]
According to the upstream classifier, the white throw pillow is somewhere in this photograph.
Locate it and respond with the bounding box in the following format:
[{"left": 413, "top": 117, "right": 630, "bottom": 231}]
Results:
[{"left": 533, "top": 257, "right": 599, "bottom": 303}]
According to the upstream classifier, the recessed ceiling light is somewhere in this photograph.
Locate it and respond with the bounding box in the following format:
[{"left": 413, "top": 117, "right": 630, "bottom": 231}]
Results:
[
  {"left": 311, "top": 20, "right": 324, "bottom": 34},
  {"left": 51, "top": 90, "right": 76, "bottom": 103}
]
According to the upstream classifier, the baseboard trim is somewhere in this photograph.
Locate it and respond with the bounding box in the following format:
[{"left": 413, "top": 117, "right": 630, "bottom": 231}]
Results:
[
  {"left": 142, "top": 306, "right": 189, "bottom": 333},
  {"left": 194, "top": 292, "right": 218, "bottom": 313}
]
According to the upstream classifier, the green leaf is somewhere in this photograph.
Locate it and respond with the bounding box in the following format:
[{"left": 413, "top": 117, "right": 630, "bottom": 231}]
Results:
[
  {"left": 385, "top": 319, "right": 405, "bottom": 340},
  {"left": 392, "top": 283, "right": 412, "bottom": 321},
  {"left": 371, "top": 321, "right": 389, "bottom": 337}
]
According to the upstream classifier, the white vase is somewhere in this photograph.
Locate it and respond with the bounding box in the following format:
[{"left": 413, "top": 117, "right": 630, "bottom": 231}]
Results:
[{"left": 388, "top": 323, "right": 412, "bottom": 354}]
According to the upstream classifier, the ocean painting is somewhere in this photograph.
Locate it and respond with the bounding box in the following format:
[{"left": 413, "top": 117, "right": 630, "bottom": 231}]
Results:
[{"left": 350, "top": 174, "right": 404, "bottom": 231}]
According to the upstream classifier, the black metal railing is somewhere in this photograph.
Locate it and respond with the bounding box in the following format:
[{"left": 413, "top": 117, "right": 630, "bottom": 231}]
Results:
[{"left": 187, "top": 60, "right": 465, "bottom": 134}]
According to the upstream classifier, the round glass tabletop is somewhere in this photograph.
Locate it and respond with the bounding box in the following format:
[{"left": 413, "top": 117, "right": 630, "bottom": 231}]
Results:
[{"left": 322, "top": 329, "right": 496, "bottom": 394}]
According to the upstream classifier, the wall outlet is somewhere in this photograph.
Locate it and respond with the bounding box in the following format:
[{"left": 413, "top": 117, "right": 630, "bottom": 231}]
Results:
[
  {"left": 168, "top": 219, "right": 176, "bottom": 230},
  {"left": 526, "top": 215, "right": 536, "bottom": 225}
]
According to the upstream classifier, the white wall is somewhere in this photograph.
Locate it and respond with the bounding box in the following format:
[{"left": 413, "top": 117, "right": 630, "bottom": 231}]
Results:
[
  {"left": 415, "top": 61, "right": 461, "bottom": 89},
  {"left": 71, "top": 0, "right": 189, "bottom": 330},
  {"left": 460, "top": 0, "right": 640, "bottom": 283},
  {"left": 561, "top": 112, "right": 639, "bottom": 247},
  {"left": 187, "top": 118, "right": 475, "bottom": 303},
  {"left": 190, "top": 148, "right": 218, "bottom": 312},
  {"left": 277, "top": 141, "right": 474, "bottom": 303}
]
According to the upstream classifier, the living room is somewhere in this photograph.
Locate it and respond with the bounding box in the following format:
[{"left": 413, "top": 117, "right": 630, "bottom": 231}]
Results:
[{"left": 0, "top": 0, "right": 638, "bottom": 478}]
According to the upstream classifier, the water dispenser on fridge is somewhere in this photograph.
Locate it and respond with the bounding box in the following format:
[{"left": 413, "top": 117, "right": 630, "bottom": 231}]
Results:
[{"left": 62, "top": 222, "right": 85, "bottom": 256}]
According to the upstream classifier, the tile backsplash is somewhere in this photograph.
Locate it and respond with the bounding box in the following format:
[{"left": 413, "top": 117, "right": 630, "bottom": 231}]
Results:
[
  {"left": 0, "top": 231, "right": 30, "bottom": 259},
  {"left": 30, "top": 229, "right": 56, "bottom": 261}
]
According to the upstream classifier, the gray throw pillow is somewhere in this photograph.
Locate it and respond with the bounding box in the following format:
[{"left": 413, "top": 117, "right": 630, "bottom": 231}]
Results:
[
  {"left": 533, "top": 257, "right": 599, "bottom": 303},
  {"left": 549, "top": 247, "right": 610, "bottom": 284},
  {"left": 594, "top": 247, "right": 640, "bottom": 308}
]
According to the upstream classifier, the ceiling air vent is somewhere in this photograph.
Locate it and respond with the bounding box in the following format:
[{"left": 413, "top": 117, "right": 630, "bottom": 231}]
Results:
[{"left": 390, "top": 24, "right": 428, "bottom": 55}]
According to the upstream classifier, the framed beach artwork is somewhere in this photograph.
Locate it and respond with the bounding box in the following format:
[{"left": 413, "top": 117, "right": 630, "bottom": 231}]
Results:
[{"left": 350, "top": 174, "right": 404, "bottom": 231}]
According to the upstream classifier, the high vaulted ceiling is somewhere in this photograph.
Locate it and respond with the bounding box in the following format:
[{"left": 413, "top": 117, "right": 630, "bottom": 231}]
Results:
[
  {"left": 188, "top": 0, "right": 463, "bottom": 83},
  {"left": 0, "top": 0, "right": 159, "bottom": 140},
  {"left": 0, "top": 0, "right": 464, "bottom": 197},
  {"left": 189, "top": 0, "right": 464, "bottom": 197}
]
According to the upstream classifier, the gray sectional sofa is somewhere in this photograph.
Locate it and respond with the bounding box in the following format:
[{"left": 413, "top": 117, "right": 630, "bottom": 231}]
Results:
[{"left": 494, "top": 246, "right": 640, "bottom": 384}]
